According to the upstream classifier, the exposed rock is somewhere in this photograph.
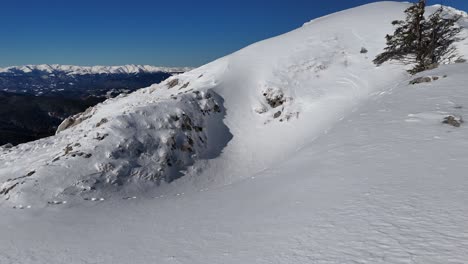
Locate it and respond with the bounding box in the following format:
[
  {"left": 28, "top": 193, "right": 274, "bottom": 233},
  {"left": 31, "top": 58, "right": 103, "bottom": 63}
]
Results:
[
  {"left": 56, "top": 118, "right": 76, "bottom": 133},
  {"left": 360, "top": 47, "right": 368, "bottom": 54},
  {"left": 180, "top": 82, "right": 190, "bottom": 89},
  {"left": 0, "top": 182, "right": 18, "bottom": 195},
  {"left": 409, "top": 76, "right": 432, "bottom": 85},
  {"left": 70, "top": 152, "right": 87, "bottom": 158},
  {"left": 6, "top": 170, "right": 37, "bottom": 182},
  {"left": 47, "top": 200, "right": 67, "bottom": 205},
  {"left": 94, "top": 133, "right": 109, "bottom": 141},
  {"left": 315, "top": 64, "right": 328, "bottom": 72},
  {"left": 64, "top": 145, "right": 73, "bottom": 155},
  {"left": 167, "top": 79, "right": 180, "bottom": 89},
  {"left": 180, "top": 114, "right": 194, "bottom": 131},
  {"left": 56, "top": 106, "right": 95, "bottom": 134},
  {"left": 180, "top": 142, "right": 193, "bottom": 152},
  {"left": 263, "top": 88, "right": 285, "bottom": 108},
  {"left": 96, "top": 118, "right": 109, "bottom": 127},
  {"left": 273, "top": 111, "right": 282, "bottom": 119},
  {"left": 443, "top": 116, "right": 463, "bottom": 127}
]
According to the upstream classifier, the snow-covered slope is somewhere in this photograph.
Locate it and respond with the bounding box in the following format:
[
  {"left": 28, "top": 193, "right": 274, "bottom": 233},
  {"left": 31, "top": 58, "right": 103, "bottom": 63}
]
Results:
[
  {"left": 1, "top": 2, "right": 468, "bottom": 262},
  {"left": 1, "top": 2, "right": 468, "bottom": 207},
  {"left": 0, "top": 64, "right": 190, "bottom": 75},
  {"left": 3, "top": 62, "right": 468, "bottom": 264}
]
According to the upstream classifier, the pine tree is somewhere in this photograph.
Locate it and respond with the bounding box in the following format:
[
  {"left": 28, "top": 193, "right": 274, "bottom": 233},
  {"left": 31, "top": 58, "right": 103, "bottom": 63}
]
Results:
[
  {"left": 374, "top": 0, "right": 463, "bottom": 74},
  {"left": 423, "top": 8, "right": 463, "bottom": 66},
  {"left": 374, "top": 0, "right": 427, "bottom": 67}
]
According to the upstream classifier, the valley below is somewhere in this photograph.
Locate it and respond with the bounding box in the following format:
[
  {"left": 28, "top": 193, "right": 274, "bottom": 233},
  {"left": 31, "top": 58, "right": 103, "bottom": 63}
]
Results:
[{"left": 0, "top": 65, "right": 187, "bottom": 145}]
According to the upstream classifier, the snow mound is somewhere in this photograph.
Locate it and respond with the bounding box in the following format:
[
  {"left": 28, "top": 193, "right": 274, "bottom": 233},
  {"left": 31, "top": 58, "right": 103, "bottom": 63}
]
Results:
[
  {"left": 1, "top": 2, "right": 468, "bottom": 207},
  {"left": 0, "top": 84, "right": 231, "bottom": 206}
]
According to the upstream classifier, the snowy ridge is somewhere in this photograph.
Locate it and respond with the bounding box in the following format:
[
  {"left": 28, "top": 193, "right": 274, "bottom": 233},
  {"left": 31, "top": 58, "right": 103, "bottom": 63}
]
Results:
[{"left": 0, "top": 64, "right": 192, "bottom": 75}]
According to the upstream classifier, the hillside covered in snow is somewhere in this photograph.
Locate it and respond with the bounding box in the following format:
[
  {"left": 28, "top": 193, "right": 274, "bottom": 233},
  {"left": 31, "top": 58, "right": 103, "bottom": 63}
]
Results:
[{"left": 1, "top": 2, "right": 468, "bottom": 263}]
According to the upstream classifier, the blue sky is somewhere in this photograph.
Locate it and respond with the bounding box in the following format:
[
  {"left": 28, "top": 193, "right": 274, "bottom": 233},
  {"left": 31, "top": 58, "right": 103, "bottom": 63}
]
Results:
[{"left": 1, "top": 0, "right": 466, "bottom": 67}]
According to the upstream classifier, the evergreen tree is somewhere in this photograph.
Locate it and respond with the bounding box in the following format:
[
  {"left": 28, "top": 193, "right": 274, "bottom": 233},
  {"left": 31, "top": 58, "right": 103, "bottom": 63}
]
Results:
[
  {"left": 423, "top": 8, "right": 463, "bottom": 66},
  {"left": 374, "top": 0, "right": 426, "bottom": 66},
  {"left": 374, "top": 0, "right": 463, "bottom": 74}
]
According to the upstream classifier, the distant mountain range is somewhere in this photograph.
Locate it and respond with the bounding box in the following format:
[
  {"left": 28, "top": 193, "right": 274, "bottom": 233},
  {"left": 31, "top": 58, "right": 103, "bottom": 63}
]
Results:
[
  {"left": 0, "top": 64, "right": 191, "bottom": 98},
  {"left": 0, "top": 64, "right": 190, "bottom": 75}
]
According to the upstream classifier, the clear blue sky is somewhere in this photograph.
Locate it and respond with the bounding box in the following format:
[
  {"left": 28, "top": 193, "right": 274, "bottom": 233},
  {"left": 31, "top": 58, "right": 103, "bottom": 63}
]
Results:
[{"left": 0, "top": 0, "right": 466, "bottom": 67}]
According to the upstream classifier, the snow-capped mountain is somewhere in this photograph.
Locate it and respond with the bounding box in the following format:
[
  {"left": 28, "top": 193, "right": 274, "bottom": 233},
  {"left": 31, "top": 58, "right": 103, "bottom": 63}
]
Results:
[
  {"left": 1, "top": 2, "right": 468, "bottom": 263},
  {"left": 0, "top": 64, "right": 191, "bottom": 75}
]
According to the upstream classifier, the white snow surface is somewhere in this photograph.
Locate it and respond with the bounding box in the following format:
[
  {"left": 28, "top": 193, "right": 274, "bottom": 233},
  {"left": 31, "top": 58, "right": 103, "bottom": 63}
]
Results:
[
  {"left": 0, "top": 64, "right": 191, "bottom": 75},
  {"left": 1, "top": 2, "right": 468, "bottom": 263}
]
